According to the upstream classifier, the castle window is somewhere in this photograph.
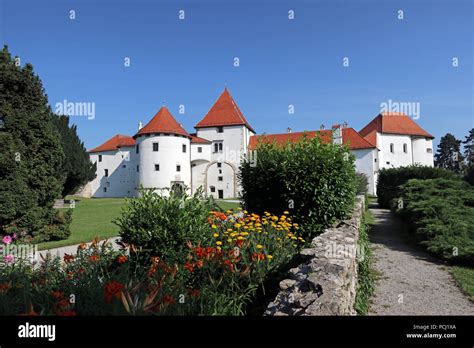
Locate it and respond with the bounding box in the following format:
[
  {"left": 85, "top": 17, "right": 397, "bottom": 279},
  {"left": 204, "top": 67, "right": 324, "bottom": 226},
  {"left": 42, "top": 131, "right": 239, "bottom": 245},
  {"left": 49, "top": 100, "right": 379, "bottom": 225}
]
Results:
[
  {"left": 210, "top": 186, "right": 216, "bottom": 193},
  {"left": 155, "top": 164, "right": 160, "bottom": 171},
  {"left": 218, "top": 176, "right": 223, "bottom": 182},
  {"left": 136, "top": 165, "right": 139, "bottom": 172},
  {"left": 103, "top": 187, "right": 107, "bottom": 193},
  {"left": 213, "top": 141, "right": 223, "bottom": 153},
  {"left": 219, "top": 169, "right": 222, "bottom": 174},
  {"left": 182, "top": 144, "right": 186, "bottom": 153},
  {"left": 390, "top": 143, "right": 394, "bottom": 153},
  {"left": 122, "top": 165, "right": 126, "bottom": 168},
  {"left": 153, "top": 142, "right": 159, "bottom": 152},
  {"left": 217, "top": 126, "right": 223, "bottom": 133},
  {"left": 136, "top": 144, "right": 139, "bottom": 154},
  {"left": 198, "top": 147, "right": 202, "bottom": 153},
  {"left": 217, "top": 163, "right": 222, "bottom": 168},
  {"left": 403, "top": 143, "right": 407, "bottom": 153},
  {"left": 176, "top": 165, "right": 181, "bottom": 172},
  {"left": 104, "top": 169, "right": 109, "bottom": 177},
  {"left": 98, "top": 155, "right": 102, "bottom": 162},
  {"left": 427, "top": 148, "right": 433, "bottom": 153},
  {"left": 219, "top": 143, "right": 223, "bottom": 151}
]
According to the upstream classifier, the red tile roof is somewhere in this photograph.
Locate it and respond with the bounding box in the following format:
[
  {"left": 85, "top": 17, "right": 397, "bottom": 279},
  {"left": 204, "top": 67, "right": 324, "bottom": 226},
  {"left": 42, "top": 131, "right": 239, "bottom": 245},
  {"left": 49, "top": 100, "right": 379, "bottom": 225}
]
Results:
[
  {"left": 248, "top": 128, "right": 375, "bottom": 150},
  {"left": 359, "top": 113, "right": 434, "bottom": 140},
  {"left": 195, "top": 88, "right": 255, "bottom": 132},
  {"left": 190, "top": 134, "right": 211, "bottom": 144},
  {"left": 135, "top": 106, "right": 191, "bottom": 138},
  {"left": 89, "top": 134, "right": 135, "bottom": 153},
  {"left": 363, "top": 130, "right": 378, "bottom": 147}
]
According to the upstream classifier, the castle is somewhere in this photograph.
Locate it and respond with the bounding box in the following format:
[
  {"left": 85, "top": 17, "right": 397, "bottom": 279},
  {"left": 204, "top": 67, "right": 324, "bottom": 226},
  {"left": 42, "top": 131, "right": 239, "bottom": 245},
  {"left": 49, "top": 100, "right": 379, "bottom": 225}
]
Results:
[{"left": 86, "top": 88, "right": 434, "bottom": 197}]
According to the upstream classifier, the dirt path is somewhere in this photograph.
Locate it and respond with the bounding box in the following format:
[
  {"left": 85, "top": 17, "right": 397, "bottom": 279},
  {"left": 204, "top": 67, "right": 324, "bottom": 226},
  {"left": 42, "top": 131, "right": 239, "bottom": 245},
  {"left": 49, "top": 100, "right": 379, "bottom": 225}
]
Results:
[{"left": 368, "top": 203, "right": 474, "bottom": 315}]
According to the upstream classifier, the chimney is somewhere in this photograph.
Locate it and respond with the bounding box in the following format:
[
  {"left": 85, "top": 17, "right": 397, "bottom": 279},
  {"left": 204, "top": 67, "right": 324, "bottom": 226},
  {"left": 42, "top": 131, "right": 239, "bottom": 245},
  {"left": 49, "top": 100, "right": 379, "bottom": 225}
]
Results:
[
  {"left": 287, "top": 127, "right": 292, "bottom": 133},
  {"left": 343, "top": 121, "right": 348, "bottom": 128},
  {"left": 138, "top": 122, "right": 143, "bottom": 130},
  {"left": 332, "top": 124, "right": 342, "bottom": 145},
  {"left": 320, "top": 124, "right": 325, "bottom": 130}
]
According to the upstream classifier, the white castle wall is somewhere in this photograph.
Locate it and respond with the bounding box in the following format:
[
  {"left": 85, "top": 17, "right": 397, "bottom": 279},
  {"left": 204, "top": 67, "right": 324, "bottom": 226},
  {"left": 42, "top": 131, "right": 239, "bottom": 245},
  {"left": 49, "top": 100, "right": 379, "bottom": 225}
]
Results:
[
  {"left": 412, "top": 137, "right": 434, "bottom": 166},
  {"left": 89, "top": 147, "right": 137, "bottom": 197},
  {"left": 377, "top": 134, "right": 414, "bottom": 169},
  {"left": 352, "top": 148, "right": 377, "bottom": 195},
  {"left": 136, "top": 134, "right": 191, "bottom": 194}
]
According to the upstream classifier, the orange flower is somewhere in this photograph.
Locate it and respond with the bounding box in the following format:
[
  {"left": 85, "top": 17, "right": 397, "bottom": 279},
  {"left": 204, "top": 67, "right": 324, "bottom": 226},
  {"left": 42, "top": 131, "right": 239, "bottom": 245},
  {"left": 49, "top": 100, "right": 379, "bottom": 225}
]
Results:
[
  {"left": 116, "top": 255, "right": 127, "bottom": 264},
  {"left": 0, "top": 284, "right": 12, "bottom": 293},
  {"left": 78, "top": 243, "right": 87, "bottom": 250},
  {"left": 187, "top": 289, "right": 200, "bottom": 298},
  {"left": 184, "top": 261, "right": 194, "bottom": 273},
  {"left": 50, "top": 291, "right": 65, "bottom": 300},
  {"left": 195, "top": 260, "right": 204, "bottom": 268},
  {"left": 251, "top": 253, "right": 266, "bottom": 261},
  {"left": 89, "top": 255, "right": 100, "bottom": 262},
  {"left": 104, "top": 281, "right": 125, "bottom": 303}
]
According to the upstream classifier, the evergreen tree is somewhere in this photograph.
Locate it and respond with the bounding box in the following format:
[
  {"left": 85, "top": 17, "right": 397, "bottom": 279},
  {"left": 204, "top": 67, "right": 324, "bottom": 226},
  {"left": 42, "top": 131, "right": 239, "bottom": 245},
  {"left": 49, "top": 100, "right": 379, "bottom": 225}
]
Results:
[
  {"left": 434, "top": 133, "right": 464, "bottom": 173},
  {"left": 52, "top": 115, "right": 96, "bottom": 197},
  {"left": 0, "top": 46, "right": 66, "bottom": 240},
  {"left": 462, "top": 128, "right": 474, "bottom": 164}
]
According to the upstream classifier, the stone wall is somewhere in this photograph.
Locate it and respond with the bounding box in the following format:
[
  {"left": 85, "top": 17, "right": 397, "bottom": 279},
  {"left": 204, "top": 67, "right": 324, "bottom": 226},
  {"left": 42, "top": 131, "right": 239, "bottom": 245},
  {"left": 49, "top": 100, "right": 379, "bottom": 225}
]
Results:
[{"left": 265, "top": 195, "right": 365, "bottom": 316}]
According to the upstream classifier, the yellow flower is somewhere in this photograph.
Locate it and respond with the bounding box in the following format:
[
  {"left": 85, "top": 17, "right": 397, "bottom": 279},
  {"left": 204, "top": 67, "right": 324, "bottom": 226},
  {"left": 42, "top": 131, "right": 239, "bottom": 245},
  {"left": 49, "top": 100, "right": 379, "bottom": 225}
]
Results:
[
  {"left": 230, "top": 232, "right": 237, "bottom": 237},
  {"left": 283, "top": 211, "right": 289, "bottom": 215},
  {"left": 211, "top": 224, "right": 217, "bottom": 229},
  {"left": 227, "top": 238, "right": 233, "bottom": 243},
  {"left": 256, "top": 244, "right": 263, "bottom": 249},
  {"left": 217, "top": 246, "right": 222, "bottom": 251},
  {"left": 213, "top": 233, "right": 219, "bottom": 238},
  {"left": 276, "top": 238, "right": 281, "bottom": 241},
  {"left": 267, "top": 255, "right": 273, "bottom": 260},
  {"left": 216, "top": 241, "right": 222, "bottom": 246},
  {"left": 234, "top": 223, "right": 242, "bottom": 228},
  {"left": 227, "top": 228, "right": 233, "bottom": 232},
  {"left": 226, "top": 210, "right": 232, "bottom": 214},
  {"left": 237, "top": 236, "right": 245, "bottom": 240},
  {"left": 244, "top": 210, "right": 248, "bottom": 214},
  {"left": 237, "top": 207, "right": 242, "bottom": 211},
  {"left": 255, "top": 223, "right": 262, "bottom": 227}
]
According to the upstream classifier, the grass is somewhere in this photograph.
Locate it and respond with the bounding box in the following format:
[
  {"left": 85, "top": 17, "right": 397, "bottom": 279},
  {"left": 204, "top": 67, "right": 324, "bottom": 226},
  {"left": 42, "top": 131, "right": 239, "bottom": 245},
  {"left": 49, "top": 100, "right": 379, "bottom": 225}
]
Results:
[
  {"left": 38, "top": 197, "right": 127, "bottom": 250},
  {"left": 215, "top": 200, "right": 240, "bottom": 211},
  {"left": 354, "top": 208, "right": 376, "bottom": 315},
  {"left": 451, "top": 266, "right": 474, "bottom": 302},
  {"left": 39, "top": 196, "right": 240, "bottom": 250}
]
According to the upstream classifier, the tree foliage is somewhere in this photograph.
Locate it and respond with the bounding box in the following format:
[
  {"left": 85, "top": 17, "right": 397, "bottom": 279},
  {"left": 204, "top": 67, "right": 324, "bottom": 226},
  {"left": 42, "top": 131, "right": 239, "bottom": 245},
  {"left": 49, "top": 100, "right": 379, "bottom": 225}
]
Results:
[
  {"left": 0, "top": 45, "right": 70, "bottom": 242},
  {"left": 435, "top": 133, "right": 464, "bottom": 173},
  {"left": 51, "top": 115, "right": 96, "bottom": 197}
]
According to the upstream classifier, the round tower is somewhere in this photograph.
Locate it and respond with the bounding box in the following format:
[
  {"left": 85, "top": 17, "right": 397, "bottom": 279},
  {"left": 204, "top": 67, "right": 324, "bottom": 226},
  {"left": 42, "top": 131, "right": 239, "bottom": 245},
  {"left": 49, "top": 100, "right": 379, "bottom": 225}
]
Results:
[{"left": 134, "top": 106, "right": 191, "bottom": 195}]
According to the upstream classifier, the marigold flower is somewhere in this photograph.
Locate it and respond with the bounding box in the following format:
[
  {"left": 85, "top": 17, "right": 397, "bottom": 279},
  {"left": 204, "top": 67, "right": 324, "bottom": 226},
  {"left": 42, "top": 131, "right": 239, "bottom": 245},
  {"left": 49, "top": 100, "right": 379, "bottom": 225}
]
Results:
[
  {"left": 89, "top": 255, "right": 100, "bottom": 262},
  {"left": 256, "top": 244, "right": 263, "bottom": 249},
  {"left": 211, "top": 224, "right": 217, "bottom": 229},
  {"left": 213, "top": 233, "right": 219, "bottom": 238},
  {"left": 117, "top": 255, "right": 127, "bottom": 264},
  {"left": 216, "top": 241, "right": 222, "bottom": 246},
  {"left": 78, "top": 243, "right": 87, "bottom": 250},
  {"left": 267, "top": 255, "right": 273, "bottom": 260},
  {"left": 234, "top": 223, "right": 241, "bottom": 228}
]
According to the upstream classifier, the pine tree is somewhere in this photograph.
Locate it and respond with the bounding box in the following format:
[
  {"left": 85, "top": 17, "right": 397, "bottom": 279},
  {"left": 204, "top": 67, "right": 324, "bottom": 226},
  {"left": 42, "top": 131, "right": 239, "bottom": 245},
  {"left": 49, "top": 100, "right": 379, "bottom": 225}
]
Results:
[
  {"left": 462, "top": 128, "right": 474, "bottom": 164},
  {"left": 0, "top": 46, "right": 65, "bottom": 240},
  {"left": 434, "top": 133, "right": 464, "bottom": 173},
  {"left": 52, "top": 115, "right": 96, "bottom": 197}
]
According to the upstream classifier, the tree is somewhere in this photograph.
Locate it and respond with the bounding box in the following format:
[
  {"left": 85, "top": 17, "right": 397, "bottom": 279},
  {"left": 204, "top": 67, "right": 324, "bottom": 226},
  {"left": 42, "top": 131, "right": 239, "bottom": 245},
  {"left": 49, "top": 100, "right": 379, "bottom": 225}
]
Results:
[
  {"left": 462, "top": 128, "right": 474, "bottom": 164},
  {"left": 52, "top": 115, "right": 96, "bottom": 197},
  {"left": 0, "top": 45, "right": 69, "bottom": 242},
  {"left": 434, "top": 133, "right": 464, "bottom": 173}
]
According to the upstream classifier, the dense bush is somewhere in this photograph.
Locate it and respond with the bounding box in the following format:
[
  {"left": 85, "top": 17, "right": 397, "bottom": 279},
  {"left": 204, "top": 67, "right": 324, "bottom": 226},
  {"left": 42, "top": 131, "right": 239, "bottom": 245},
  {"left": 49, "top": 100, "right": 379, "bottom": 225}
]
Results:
[
  {"left": 396, "top": 178, "right": 474, "bottom": 265},
  {"left": 114, "top": 187, "right": 216, "bottom": 265},
  {"left": 355, "top": 173, "right": 369, "bottom": 194},
  {"left": 464, "top": 163, "right": 474, "bottom": 186},
  {"left": 0, "top": 209, "right": 302, "bottom": 315},
  {"left": 239, "top": 135, "right": 357, "bottom": 240},
  {"left": 377, "top": 165, "right": 458, "bottom": 209}
]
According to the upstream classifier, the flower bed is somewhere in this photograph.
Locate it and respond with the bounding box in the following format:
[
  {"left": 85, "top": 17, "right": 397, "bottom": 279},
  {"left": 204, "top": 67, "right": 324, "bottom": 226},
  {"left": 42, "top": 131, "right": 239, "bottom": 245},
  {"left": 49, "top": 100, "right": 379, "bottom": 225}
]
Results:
[{"left": 0, "top": 209, "right": 303, "bottom": 315}]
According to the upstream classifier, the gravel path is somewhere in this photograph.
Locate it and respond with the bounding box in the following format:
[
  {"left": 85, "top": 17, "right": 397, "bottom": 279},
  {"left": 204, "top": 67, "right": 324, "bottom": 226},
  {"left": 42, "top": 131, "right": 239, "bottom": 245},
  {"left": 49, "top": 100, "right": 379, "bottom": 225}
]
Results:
[
  {"left": 39, "top": 237, "right": 122, "bottom": 260},
  {"left": 368, "top": 203, "right": 474, "bottom": 315}
]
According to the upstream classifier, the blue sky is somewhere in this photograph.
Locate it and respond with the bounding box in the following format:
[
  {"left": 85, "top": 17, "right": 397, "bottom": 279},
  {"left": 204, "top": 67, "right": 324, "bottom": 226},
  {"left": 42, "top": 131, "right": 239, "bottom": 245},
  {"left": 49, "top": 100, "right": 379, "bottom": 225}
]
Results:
[{"left": 1, "top": 0, "right": 472, "bottom": 150}]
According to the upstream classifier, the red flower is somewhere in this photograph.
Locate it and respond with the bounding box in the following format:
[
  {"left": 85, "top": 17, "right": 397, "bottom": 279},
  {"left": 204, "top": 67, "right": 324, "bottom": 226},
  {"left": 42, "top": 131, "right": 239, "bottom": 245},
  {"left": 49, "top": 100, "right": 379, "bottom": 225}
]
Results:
[
  {"left": 184, "top": 261, "right": 194, "bottom": 273},
  {"left": 104, "top": 281, "right": 125, "bottom": 303},
  {"left": 161, "top": 294, "right": 176, "bottom": 305},
  {"left": 89, "top": 255, "right": 100, "bottom": 262},
  {"left": 187, "top": 289, "right": 200, "bottom": 298},
  {"left": 235, "top": 239, "right": 244, "bottom": 247},
  {"left": 251, "top": 253, "right": 265, "bottom": 261},
  {"left": 223, "top": 259, "right": 235, "bottom": 272},
  {"left": 50, "top": 291, "right": 65, "bottom": 300},
  {"left": 195, "top": 260, "right": 204, "bottom": 268},
  {"left": 63, "top": 254, "right": 74, "bottom": 263}
]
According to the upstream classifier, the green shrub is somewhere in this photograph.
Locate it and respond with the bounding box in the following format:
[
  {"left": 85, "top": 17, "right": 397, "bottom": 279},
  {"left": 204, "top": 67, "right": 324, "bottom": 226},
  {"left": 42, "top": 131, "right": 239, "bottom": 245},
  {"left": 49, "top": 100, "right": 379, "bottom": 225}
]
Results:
[
  {"left": 114, "top": 187, "right": 216, "bottom": 265},
  {"left": 239, "top": 134, "right": 357, "bottom": 240},
  {"left": 355, "top": 173, "right": 369, "bottom": 194},
  {"left": 377, "top": 165, "right": 458, "bottom": 208},
  {"left": 464, "top": 163, "right": 474, "bottom": 186},
  {"left": 396, "top": 178, "right": 474, "bottom": 265}
]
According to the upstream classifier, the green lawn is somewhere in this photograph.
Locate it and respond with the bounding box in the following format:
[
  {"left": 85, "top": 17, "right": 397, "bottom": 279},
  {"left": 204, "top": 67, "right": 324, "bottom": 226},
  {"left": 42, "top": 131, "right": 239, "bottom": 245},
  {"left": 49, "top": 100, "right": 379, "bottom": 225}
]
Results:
[
  {"left": 38, "top": 197, "right": 240, "bottom": 250},
  {"left": 38, "top": 197, "right": 127, "bottom": 250},
  {"left": 451, "top": 266, "right": 474, "bottom": 302}
]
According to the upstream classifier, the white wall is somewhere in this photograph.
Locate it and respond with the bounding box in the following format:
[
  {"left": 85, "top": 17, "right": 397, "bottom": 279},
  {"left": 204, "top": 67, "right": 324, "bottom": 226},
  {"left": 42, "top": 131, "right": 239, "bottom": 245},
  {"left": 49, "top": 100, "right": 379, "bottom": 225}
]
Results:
[
  {"left": 352, "top": 148, "right": 377, "bottom": 195},
  {"left": 412, "top": 137, "right": 434, "bottom": 166},
  {"left": 89, "top": 147, "right": 137, "bottom": 198},
  {"left": 137, "top": 134, "right": 191, "bottom": 194},
  {"left": 377, "top": 134, "right": 414, "bottom": 169},
  {"left": 206, "top": 162, "right": 236, "bottom": 198}
]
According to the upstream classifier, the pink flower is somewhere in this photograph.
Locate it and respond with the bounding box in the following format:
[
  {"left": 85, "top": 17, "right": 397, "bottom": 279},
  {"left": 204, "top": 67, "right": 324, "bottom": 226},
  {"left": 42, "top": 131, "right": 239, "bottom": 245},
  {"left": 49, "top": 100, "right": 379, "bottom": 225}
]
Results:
[
  {"left": 2, "top": 235, "right": 12, "bottom": 245},
  {"left": 4, "top": 255, "right": 14, "bottom": 263},
  {"left": 12, "top": 233, "right": 17, "bottom": 240}
]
